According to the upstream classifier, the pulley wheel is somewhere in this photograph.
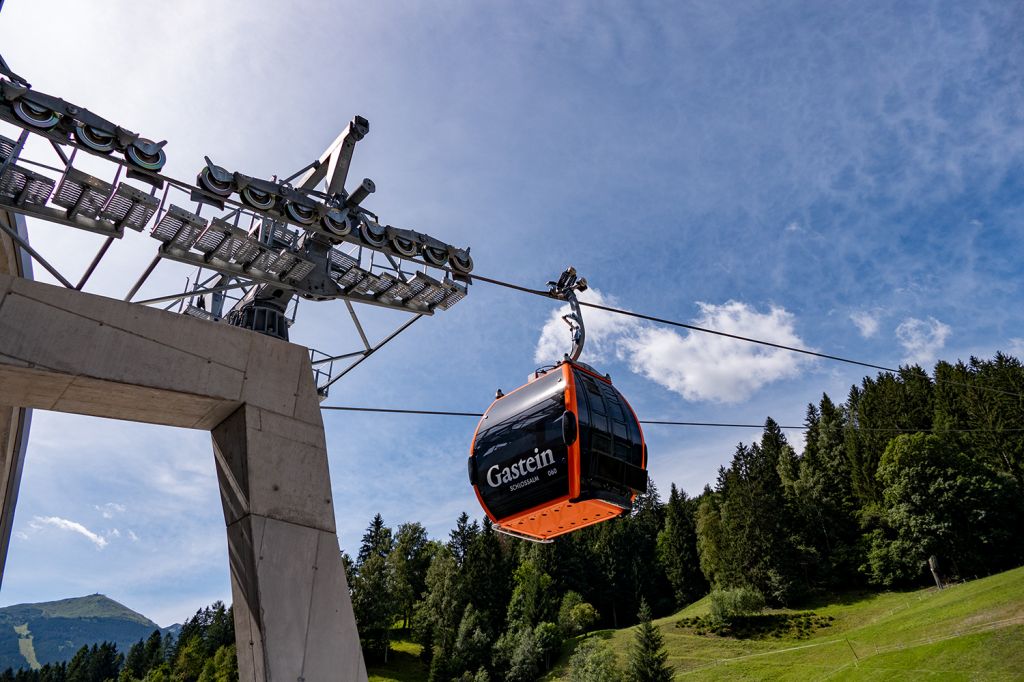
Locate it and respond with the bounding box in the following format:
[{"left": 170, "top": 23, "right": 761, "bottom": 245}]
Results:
[
  {"left": 390, "top": 236, "right": 418, "bottom": 257},
  {"left": 321, "top": 211, "right": 352, "bottom": 237},
  {"left": 449, "top": 250, "right": 474, "bottom": 274},
  {"left": 125, "top": 141, "right": 167, "bottom": 172},
  {"left": 73, "top": 124, "right": 116, "bottom": 153},
  {"left": 13, "top": 100, "right": 60, "bottom": 130},
  {"left": 423, "top": 246, "right": 449, "bottom": 267},
  {"left": 240, "top": 186, "right": 276, "bottom": 211},
  {"left": 285, "top": 202, "right": 316, "bottom": 225},
  {"left": 360, "top": 220, "right": 387, "bottom": 248},
  {"left": 198, "top": 166, "right": 233, "bottom": 197}
]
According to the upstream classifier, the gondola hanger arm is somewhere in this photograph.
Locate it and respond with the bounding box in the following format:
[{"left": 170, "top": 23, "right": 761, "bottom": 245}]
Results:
[{"left": 547, "top": 266, "right": 588, "bottom": 362}]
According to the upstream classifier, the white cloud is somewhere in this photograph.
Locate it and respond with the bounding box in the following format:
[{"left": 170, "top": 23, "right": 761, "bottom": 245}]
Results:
[
  {"left": 95, "top": 502, "right": 127, "bottom": 519},
  {"left": 127, "top": 530, "right": 140, "bottom": 543},
  {"left": 619, "top": 302, "right": 814, "bottom": 403},
  {"left": 850, "top": 310, "right": 881, "bottom": 338},
  {"left": 33, "top": 516, "right": 108, "bottom": 550},
  {"left": 1007, "top": 338, "right": 1024, "bottom": 358},
  {"left": 895, "top": 317, "right": 951, "bottom": 366},
  {"left": 14, "top": 531, "right": 28, "bottom": 541},
  {"left": 535, "top": 295, "right": 812, "bottom": 403}
]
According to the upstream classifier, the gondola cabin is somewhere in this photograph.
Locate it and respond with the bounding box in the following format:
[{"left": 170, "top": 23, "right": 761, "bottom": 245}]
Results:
[{"left": 468, "top": 360, "right": 647, "bottom": 542}]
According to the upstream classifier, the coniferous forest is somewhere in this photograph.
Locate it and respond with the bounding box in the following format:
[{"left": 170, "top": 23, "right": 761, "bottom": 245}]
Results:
[{"left": 6, "top": 354, "right": 1024, "bottom": 682}]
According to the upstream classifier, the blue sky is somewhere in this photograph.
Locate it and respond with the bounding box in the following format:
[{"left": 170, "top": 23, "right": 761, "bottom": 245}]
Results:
[{"left": 1, "top": 1, "right": 1022, "bottom": 626}]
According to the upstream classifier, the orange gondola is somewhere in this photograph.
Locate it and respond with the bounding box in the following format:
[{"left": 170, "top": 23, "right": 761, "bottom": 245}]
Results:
[{"left": 467, "top": 269, "right": 648, "bottom": 542}]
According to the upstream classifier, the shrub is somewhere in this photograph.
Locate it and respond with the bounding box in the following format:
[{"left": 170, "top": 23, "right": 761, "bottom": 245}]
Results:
[
  {"left": 708, "top": 587, "right": 766, "bottom": 622},
  {"left": 569, "top": 638, "right": 622, "bottom": 682},
  {"left": 559, "top": 592, "right": 599, "bottom": 637}
]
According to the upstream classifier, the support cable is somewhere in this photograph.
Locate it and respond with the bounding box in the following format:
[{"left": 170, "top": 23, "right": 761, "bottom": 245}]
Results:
[
  {"left": 319, "top": 405, "right": 1024, "bottom": 433},
  {"left": 469, "top": 272, "right": 892, "bottom": 373},
  {"left": 464, "top": 272, "right": 1023, "bottom": 399}
]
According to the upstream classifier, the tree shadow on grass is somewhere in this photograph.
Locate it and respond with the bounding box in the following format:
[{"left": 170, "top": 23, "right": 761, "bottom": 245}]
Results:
[
  {"left": 677, "top": 613, "right": 835, "bottom": 640},
  {"left": 797, "top": 590, "right": 878, "bottom": 610}
]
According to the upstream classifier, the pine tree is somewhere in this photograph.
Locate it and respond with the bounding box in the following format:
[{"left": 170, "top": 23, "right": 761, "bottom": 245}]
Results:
[
  {"left": 358, "top": 513, "right": 394, "bottom": 566},
  {"left": 695, "top": 485, "right": 728, "bottom": 588},
  {"left": 413, "top": 548, "right": 465, "bottom": 680},
  {"left": 351, "top": 552, "right": 399, "bottom": 661},
  {"left": 94, "top": 642, "right": 122, "bottom": 681},
  {"left": 935, "top": 354, "right": 1024, "bottom": 486},
  {"left": 461, "top": 518, "right": 512, "bottom": 637},
  {"left": 64, "top": 646, "right": 91, "bottom": 682},
  {"left": 390, "top": 522, "right": 432, "bottom": 628},
  {"left": 786, "top": 394, "right": 863, "bottom": 587},
  {"left": 174, "top": 605, "right": 212, "bottom": 660},
  {"left": 146, "top": 629, "right": 168, "bottom": 670},
  {"left": 447, "top": 512, "right": 480, "bottom": 567},
  {"left": 506, "top": 559, "right": 555, "bottom": 629},
  {"left": 496, "top": 625, "right": 541, "bottom": 682},
  {"left": 627, "top": 482, "right": 672, "bottom": 615},
  {"left": 625, "top": 599, "right": 672, "bottom": 682},
  {"left": 38, "top": 664, "right": 66, "bottom": 682},
  {"left": 712, "top": 419, "right": 806, "bottom": 603},
  {"left": 449, "top": 604, "right": 490, "bottom": 676},
  {"left": 845, "top": 368, "right": 935, "bottom": 506},
  {"left": 196, "top": 645, "right": 238, "bottom": 682},
  {"left": 173, "top": 635, "right": 208, "bottom": 680},
  {"left": 204, "top": 602, "right": 234, "bottom": 653},
  {"left": 122, "top": 638, "right": 149, "bottom": 679},
  {"left": 657, "top": 484, "right": 708, "bottom": 607}
]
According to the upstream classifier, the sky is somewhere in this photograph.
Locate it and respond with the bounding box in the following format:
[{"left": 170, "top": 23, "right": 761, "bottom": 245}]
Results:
[{"left": 0, "top": 0, "right": 1022, "bottom": 626}]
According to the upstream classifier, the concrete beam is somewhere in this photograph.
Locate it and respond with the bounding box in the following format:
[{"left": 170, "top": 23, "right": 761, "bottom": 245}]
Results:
[{"left": 0, "top": 265, "right": 367, "bottom": 680}]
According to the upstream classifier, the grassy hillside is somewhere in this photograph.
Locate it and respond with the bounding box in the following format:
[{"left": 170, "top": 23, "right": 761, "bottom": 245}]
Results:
[
  {"left": 546, "top": 566, "right": 1024, "bottom": 680},
  {"left": 368, "top": 637, "right": 426, "bottom": 682}
]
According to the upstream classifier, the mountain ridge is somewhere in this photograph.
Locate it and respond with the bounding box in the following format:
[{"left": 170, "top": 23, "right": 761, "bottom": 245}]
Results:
[
  {"left": 0, "top": 594, "right": 176, "bottom": 671},
  {"left": 1, "top": 593, "right": 158, "bottom": 627}
]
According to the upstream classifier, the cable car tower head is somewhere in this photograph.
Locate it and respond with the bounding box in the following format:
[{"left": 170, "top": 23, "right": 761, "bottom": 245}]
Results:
[
  {"left": 468, "top": 269, "right": 648, "bottom": 543},
  {"left": 0, "top": 42, "right": 472, "bottom": 401}
]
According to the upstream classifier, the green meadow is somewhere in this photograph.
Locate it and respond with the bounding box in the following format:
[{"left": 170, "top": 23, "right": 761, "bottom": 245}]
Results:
[{"left": 542, "top": 566, "right": 1024, "bottom": 681}]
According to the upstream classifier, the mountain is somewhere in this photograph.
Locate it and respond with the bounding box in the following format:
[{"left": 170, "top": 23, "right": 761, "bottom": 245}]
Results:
[{"left": 0, "top": 594, "right": 169, "bottom": 671}]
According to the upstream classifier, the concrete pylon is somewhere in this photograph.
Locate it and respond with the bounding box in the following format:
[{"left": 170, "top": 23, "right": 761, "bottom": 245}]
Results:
[
  {"left": 0, "top": 210, "right": 31, "bottom": 591},
  {"left": 0, "top": 212, "right": 367, "bottom": 680}
]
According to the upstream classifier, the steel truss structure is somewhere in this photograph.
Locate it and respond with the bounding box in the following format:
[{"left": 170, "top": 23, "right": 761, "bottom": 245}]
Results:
[{"left": 0, "top": 65, "right": 472, "bottom": 397}]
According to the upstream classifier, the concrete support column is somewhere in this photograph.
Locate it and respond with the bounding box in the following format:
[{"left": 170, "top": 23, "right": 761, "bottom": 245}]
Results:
[
  {"left": 0, "top": 406, "right": 30, "bottom": 582},
  {"left": 212, "top": 404, "right": 366, "bottom": 682},
  {"left": 0, "top": 209, "right": 31, "bottom": 585}
]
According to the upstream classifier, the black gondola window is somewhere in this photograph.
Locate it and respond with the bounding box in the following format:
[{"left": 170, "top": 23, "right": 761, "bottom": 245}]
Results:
[{"left": 473, "top": 371, "right": 570, "bottom": 519}]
